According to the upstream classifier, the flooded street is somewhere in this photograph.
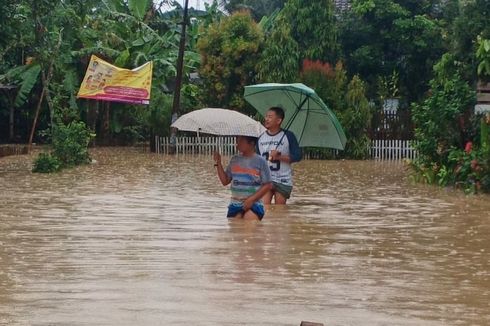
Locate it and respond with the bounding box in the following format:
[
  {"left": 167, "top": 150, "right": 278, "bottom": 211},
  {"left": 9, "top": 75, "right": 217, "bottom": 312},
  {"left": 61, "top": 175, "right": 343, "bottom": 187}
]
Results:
[{"left": 1, "top": 147, "right": 489, "bottom": 325}]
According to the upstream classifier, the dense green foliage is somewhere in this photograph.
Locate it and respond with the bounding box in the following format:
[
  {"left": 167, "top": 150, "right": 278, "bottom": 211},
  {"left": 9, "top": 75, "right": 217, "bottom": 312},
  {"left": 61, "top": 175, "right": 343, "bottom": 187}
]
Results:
[
  {"left": 412, "top": 55, "right": 475, "bottom": 163},
  {"left": 33, "top": 120, "right": 93, "bottom": 173},
  {"left": 343, "top": 76, "right": 373, "bottom": 159},
  {"left": 51, "top": 121, "right": 94, "bottom": 167},
  {"left": 0, "top": 0, "right": 204, "bottom": 146},
  {"left": 197, "top": 11, "right": 263, "bottom": 113},
  {"left": 281, "top": 0, "right": 339, "bottom": 63},
  {"left": 409, "top": 53, "right": 490, "bottom": 193},
  {"left": 407, "top": 0, "right": 490, "bottom": 193},
  {"left": 449, "top": 0, "right": 490, "bottom": 71},
  {"left": 220, "top": 0, "right": 285, "bottom": 21},
  {"left": 256, "top": 16, "right": 299, "bottom": 83},
  {"left": 339, "top": 0, "right": 445, "bottom": 102},
  {"left": 477, "top": 37, "right": 490, "bottom": 82},
  {"left": 300, "top": 60, "right": 371, "bottom": 159},
  {"left": 32, "top": 152, "right": 62, "bottom": 173}
]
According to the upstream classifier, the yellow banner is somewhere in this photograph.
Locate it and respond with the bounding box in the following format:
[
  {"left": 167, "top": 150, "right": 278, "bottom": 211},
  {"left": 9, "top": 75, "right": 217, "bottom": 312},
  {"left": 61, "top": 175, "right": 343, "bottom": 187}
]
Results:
[{"left": 77, "top": 55, "right": 153, "bottom": 105}]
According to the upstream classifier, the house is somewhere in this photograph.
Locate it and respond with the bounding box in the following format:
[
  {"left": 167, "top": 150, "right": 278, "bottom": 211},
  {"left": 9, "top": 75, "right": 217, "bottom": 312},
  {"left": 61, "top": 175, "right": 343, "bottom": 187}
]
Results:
[
  {"left": 475, "top": 82, "right": 490, "bottom": 114},
  {"left": 334, "top": 0, "right": 350, "bottom": 13}
]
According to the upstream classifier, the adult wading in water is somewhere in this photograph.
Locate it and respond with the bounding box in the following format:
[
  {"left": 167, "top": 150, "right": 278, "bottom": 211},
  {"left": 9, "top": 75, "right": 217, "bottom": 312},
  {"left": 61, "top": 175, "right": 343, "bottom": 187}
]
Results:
[{"left": 257, "top": 107, "right": 302, "bottom": 205}]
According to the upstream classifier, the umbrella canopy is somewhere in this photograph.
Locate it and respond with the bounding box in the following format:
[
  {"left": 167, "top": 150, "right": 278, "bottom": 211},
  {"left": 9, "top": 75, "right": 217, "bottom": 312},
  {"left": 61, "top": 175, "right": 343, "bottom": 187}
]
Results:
[
  {"left": 244, "top": 83, "right": 347, "bottom": 149},
  {"left": 171, "top": 108, "right": 266, "bottom": 137}
]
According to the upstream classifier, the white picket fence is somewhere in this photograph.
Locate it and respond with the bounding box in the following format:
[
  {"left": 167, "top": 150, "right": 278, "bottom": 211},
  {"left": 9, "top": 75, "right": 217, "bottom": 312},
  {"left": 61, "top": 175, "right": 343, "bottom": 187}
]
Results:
[
  {"left": 370, "top": 139, "right": 418, "bottom": 160},
  {"left": 155, "top": 136, "right": 238, "bottom": 156},
  {"left": 155, "top": 136, "right": 418, "bottom": 161}
]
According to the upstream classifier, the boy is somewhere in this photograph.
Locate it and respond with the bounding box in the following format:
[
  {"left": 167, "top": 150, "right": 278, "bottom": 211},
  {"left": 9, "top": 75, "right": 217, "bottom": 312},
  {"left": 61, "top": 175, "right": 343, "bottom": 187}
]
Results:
[
  {"left": 214, "top": 136, "right": 272, "bottom": 221},
  {"left": 257, "top": 107, "right": 302, "bottom": 205}
]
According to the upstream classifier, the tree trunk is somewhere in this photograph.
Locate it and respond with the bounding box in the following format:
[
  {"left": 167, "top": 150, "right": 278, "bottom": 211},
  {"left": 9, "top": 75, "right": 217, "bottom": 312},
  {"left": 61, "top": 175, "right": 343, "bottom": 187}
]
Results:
[
  {"left": 169, "top": 0, "right": 189, "bottom": 154},
  {"left": 28, "top": 88, "right": 46, "bottom": 152},
  {"left": 8, "top": 95, "right": 14, "bottom": 142},
  {"left": 28, "top": 28, "right": 63, "bottom": 152}
]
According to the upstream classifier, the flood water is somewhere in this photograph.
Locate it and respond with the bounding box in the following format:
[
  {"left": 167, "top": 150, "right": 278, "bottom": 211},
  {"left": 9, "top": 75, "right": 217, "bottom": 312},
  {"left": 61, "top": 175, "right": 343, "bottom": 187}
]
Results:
[{"left": 0, "top": 147, "right": 489, "bottom": 325}]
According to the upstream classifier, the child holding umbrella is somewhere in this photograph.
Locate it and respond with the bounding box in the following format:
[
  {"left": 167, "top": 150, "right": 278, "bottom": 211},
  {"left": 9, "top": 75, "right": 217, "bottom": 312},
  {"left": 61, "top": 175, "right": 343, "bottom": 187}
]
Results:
[{"left": 214, "top": 136, "right": 272, "bottom": 221}]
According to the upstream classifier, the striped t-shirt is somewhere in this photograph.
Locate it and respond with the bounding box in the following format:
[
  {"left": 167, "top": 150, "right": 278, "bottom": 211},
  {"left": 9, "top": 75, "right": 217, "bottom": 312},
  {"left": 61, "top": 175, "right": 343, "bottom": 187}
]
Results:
[{"left": 225, "top": 154, "right": 271, "bottom": 204}]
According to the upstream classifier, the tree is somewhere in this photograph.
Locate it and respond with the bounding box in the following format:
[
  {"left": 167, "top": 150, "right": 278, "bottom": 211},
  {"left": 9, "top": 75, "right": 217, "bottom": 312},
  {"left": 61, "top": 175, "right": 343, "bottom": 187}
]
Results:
[
  {"left": 220, "top": 0, "right": 285, "bottom": 21},
  {"left": 339, "top": 0, "right": 445, "bottom": 102},
  {"left": 0, "top": 0, "right": 201, "bottom": 146},
  {"left": 448, "top": 0, "right": 490, "bottom": 82},
  {"left": 65, "top": 0, "right": 199, "bottom": 144},
  {"left": 256, "top": 0, "right": 340, "bottom": 84},
  {"left": 281, "top": 0, "right": 339, "bottom": 63},
  {"left": 406, "top": 1, "right": 490, "bottom": 193},
  {"left": 257, "top": 15, "right": 299, "bottom": 83},
  {"left": 197, "top": 11, "right": 263, "bottom": 113}
]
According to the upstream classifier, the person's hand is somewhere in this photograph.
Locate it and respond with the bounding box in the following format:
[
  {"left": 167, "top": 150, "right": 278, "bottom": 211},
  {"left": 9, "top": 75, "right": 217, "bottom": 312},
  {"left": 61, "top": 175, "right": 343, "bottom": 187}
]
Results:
[
  {"left": 243, "top": 197, "right": 254, "bottom": 211},
  {"left": 269, "top": 150, "right": 280, "bottom": 161},
  {"left": 213, "top": 151, "right": 221, "bottom": 166}
]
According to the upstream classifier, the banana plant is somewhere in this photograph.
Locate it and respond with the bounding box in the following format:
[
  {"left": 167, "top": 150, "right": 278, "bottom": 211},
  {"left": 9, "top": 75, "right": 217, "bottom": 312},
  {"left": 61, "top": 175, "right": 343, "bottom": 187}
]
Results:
[
  {"left": 0, "top": 63, "right": 41, "bottom": 108},
  {"left": 72, "top": 0, "right": 200, "bottom": 140}
]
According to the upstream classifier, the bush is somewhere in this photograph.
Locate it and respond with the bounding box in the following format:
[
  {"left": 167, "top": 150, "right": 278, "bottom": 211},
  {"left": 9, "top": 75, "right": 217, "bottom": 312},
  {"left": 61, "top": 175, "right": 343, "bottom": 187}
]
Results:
[
  {"left": 408, "top": 53, "right": 490, "bottom": 193},
  {"left": 411, "top": 143, "right": 490, "bottom": 194},
  {"left": 411, "top": 54, "right": 475, "bottom": 175},
  {"left": 448, "top": 145, "right": 490, "bottom": 193},
  {"left": 32, "top": 120, "right": 94, "bottom": 173},
  {"left": 342, "top": 76, "right": 372, "bottom": 159},
  {"left": 32, "top": 153, "right": 62, "bottom": 173},
  {"left": 52, "top": 121, "right": 93, "bottom": 167}
]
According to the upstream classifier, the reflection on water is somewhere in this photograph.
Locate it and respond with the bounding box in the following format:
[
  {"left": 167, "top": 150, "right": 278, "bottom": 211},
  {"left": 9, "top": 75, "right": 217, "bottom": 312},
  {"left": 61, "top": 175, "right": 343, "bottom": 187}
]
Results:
[{"left": 0, "top": 148, "right": 489, "bottom": 325}]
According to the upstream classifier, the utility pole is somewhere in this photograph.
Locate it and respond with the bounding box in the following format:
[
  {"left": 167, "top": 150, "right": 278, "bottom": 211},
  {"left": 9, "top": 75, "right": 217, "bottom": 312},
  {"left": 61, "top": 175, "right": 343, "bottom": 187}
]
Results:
[{"left": 169, "top": 0, "right": 189, "bottom": 154}]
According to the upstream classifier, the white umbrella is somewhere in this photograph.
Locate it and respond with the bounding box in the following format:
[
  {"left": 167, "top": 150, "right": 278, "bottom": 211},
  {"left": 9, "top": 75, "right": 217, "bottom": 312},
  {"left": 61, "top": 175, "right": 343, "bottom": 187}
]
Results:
[{"left": 171, "top": 108, "right": 265, "bottom": 137}]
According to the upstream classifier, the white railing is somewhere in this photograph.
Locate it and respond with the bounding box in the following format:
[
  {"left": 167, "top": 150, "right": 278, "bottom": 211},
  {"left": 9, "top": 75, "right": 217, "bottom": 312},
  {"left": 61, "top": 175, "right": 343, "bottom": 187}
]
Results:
[
  {"left": 370, "top": 139, "right": 418, "bottom": 160},
  {"left": 155, "top": 136, "right": 418, "bottom": 161},
  {"left": 155, "top": 136, "right": 237, "bottom": 156}
]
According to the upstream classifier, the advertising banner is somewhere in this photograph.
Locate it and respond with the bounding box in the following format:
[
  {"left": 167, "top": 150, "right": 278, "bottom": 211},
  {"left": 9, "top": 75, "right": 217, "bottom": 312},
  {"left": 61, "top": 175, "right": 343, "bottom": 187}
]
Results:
[{"left": 77, "top": 55, "right": 152, "bottom": 105}]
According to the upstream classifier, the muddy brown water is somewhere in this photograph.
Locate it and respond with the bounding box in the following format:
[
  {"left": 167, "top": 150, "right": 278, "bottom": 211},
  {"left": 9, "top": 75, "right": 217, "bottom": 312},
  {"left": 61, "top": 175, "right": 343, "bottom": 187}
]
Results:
[{"left": 0, "top": 147, "right": 489, "bottom": 325}]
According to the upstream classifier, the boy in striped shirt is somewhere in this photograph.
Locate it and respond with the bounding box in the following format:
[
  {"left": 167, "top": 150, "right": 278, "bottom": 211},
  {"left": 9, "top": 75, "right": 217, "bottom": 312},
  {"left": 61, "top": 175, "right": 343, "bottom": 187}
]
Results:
[{"left": 214, "top": 136, "right": 272, "bottom": 221}]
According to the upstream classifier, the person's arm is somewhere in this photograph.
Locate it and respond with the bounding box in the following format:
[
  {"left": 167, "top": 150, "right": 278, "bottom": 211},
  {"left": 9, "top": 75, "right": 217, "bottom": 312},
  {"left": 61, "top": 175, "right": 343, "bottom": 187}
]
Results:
[
  {"left": 213, "top": 151, "right": 231, "bottom": 186},
  {"left": 286, "top": 130, "right": 302, "bottom": 163},
  {"left": 256, "top": 133, "right": 264, "bottom": 155},
  {"left": 270, "top": 150, "right": 292, "bottom": 163},
  {"left": 243, "top": 157, "right": 272, "bottom": 211},
  {"left": 243, "top": 182, "right": 272, "bottom": 211},
  {"left": 269, "top": 131, "right": 302, "bottom": 163}
]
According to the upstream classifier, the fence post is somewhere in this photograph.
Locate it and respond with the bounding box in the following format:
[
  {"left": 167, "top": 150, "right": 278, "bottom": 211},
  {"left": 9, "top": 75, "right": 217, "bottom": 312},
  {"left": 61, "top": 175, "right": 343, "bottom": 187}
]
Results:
[
  {"left": 389, "top": 139, "right": 393, "bottom": 160},
  {"left": 381, "top": 139, "right": 384, "bottom": 160},
  {"left": 394, "top": 139, "right": 400, "bottom": 160}
]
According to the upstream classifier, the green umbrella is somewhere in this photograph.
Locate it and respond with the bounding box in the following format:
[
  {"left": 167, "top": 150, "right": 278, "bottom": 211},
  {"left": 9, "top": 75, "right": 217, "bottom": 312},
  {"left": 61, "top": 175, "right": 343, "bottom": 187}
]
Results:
[{"left": 244, "top": 83, "right": 347, "bottom": 150}]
